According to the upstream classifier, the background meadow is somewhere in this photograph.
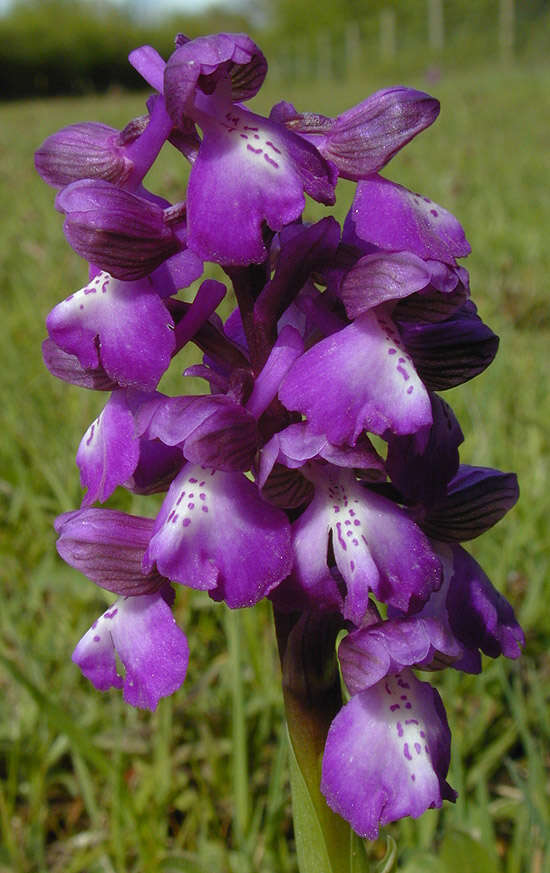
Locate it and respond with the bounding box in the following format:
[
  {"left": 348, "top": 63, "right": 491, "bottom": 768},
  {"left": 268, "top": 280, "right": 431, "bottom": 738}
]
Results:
[{"left": 1, "top": 11, "right": 550, "bottom": 872}]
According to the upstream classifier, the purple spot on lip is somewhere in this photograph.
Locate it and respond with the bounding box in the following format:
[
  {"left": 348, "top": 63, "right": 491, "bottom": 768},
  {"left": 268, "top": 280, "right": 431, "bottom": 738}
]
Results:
[
  {"left": 240, "top": 134, "right": 248, "bottom": 139},
  {"left": 263, "top": 154, "right": 279, "bottom": 168},
  {"left": 182, "top": 518, "right": 191, "bottom": 527},
  {"left": 388, "top": 347, "right": 397, "bottom": 355},
  {"left": 397, "top": 364, "right": 409, "bottom": 380},
  {"left": 189, "top": 478, "right": 198, "bottom": 483},
  {"left": 353, "top": 519, "right": 360, "bottom": 526},
  {"left": 407, "top": 385, "right": 414, "bottom": 394},
  {"left": 414, "top": 742, "right": 422, "bottom": 754},
  {"left": 397, "top": 721, "right": 404, "bottom": 737},
  {"left": 430, "top": 209, "right": 439, "bottom": 217},
  {"left": 403, "top": 743, "right": 412, "bottom": 761},
  {"left": 202, "top": 506, "right": 209, "bottom": 513},
  {"left": 265, "top": 140, "right": 282, "bottom": 154},
  {"left": 390, "top": 704, "right": 400, "bottom": 712},
  {"left": 405, "top": 702, "right": 412, "bottom": 709},
  {"left": 93, "top": 635, "right": 101, "bottom": 642},
  {"left": 187, "top": 502, "right": 195, "bottom": 510},
  {"left": 335, "top": 522, "right": 347, "bottom": 550},
  {"left": 247, "top": 145, "right": 263, "bottom": 155}
]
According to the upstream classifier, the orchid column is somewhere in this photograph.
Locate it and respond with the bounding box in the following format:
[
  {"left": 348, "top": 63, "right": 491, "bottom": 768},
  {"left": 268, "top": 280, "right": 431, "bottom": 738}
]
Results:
[{"left": 36, "top": 30, "right": 522, "bottom": 872}]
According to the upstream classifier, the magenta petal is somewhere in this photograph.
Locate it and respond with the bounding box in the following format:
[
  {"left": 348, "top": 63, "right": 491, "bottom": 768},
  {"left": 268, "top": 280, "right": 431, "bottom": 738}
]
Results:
[
  {"left": 279, "top": 311, "right": 432, "bottom": 443},
  {"left": 42, "top": 337, "right": 117, "bottom": 391},
  {"left": 186, "top": 105, "right": 335, "bottom": 264},
  {"left": 321, "top": 670, "right": 455, "bottom": 839},
  {"left": 399, "top": 301, "right": 499, "bottom": 390},
  {"left": 318, "top": 87, "right": 440, "bottom": 180},
  {"left": 46, "top": 272, "right": 175, "bottom": 390},
  {"left": 339, "top": 617, "right": 464, "bottom": 695},
  {"left": 72, "top": 592, "right": 189, "bottom": 710},
  {"left": 135, "top": 393, "right": 258, "bottom": 472},
  {"left": 35, "top": 122, "right": 131, "bottom": 189},
  {"left": 422, "top": 465, "right": 519, "bottom": 542},
  {"left": 164, "top": 32, "right": 267, "bottom": 119},
  {"left": 55, "top": 180, "right": 180, "bottom": 280},
  {"left": 349, "top": 176, "right": 471, "bottom": 264},
  {"left": 55, "top": 508, "right": 164, "bottom": 596},
  {"left": 447, "top": 545, "right": 524, "bottom": 659},
  {"left": 339, "top": 251, "right": 431, "bottom": 317},
  {"left": 386, "top": 394, "right": 463, "bottom": 508},
  {"left": 76, "top": 391, "right": 140, "bottom": 506},
  {"left": 143, "top": 464, "right": 293, "bottom": 607},
  {"left": 292, "top": 468, "right": 440, "bottom": 621}
]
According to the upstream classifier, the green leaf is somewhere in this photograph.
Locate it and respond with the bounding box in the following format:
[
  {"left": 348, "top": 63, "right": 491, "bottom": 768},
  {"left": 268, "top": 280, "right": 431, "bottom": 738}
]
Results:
[
  {"left": 276, "top": 611, "right": 373, "bottom": 873},
  {"left": 288, "top": 727, "right": 337, "bottom": 873},
  {"left": 399, "top": 850, "right": 442, "bottom": 873},
  {"left": 439, "top": 830, "right": 502, "bottom": 873},
  {"left": 374, "top": 835, "right": 397, "bottom": 873}
]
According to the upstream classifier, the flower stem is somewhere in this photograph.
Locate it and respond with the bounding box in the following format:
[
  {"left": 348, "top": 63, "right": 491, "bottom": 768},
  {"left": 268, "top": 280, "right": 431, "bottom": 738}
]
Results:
[
  {"left": 274, "top": 609, "right": 371, "bottom": 872},
  {"left": 225, "top": 607, "right": 249, "bottom": 846}
]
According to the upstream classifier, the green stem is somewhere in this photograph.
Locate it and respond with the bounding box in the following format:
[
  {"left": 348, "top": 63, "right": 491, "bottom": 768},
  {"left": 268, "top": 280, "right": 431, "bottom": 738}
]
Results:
[
  {"left": 274, "top": 609, "right": 372, "bottom": 873},
  {"left": 225, "top": 606, "right": 249, "bottom": 846}
]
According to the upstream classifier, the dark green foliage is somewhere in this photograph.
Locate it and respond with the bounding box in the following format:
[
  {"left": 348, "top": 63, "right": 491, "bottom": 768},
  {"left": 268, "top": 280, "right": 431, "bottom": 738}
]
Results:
[{"left": 0, "top": 0, "right": 254, "bottom": 99}]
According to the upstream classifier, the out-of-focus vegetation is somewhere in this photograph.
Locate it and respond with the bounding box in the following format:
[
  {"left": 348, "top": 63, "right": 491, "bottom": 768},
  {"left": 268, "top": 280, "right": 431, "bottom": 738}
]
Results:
[
  {"left": 1, "top": 0, "right": 550, "bottom": 99},
  {"left": 0, "top": 0, "right": 253, "bottom": 99}
]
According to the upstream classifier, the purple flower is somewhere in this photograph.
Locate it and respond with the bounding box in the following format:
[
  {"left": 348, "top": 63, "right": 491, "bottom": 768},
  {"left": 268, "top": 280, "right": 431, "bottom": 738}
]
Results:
[
  {"left": 279, "top": 309, "right": 433, "bottom": 444},
  {"left": 153, "top": 32, "right": 337, "bottom": 264},
  {"left": 279, "top": 86, "right": 440, "bottom": 180},
  {"left": 143, "top": 464, "right": 293, "bottom": 608},
  {"left": 72, "top": 587, "right": 189, "bottom": 710},
  {"left": 321, "top": 670, "right": 455, "bottom": 840},
  {"left": 36, "top": 26, "right": 521, "bottom": 844},
  {"left": 290, "top": 465, "right": 441, "bottom": 622},
  {"left": 46, "top": 271, "right": 176, "bottom": 390}
]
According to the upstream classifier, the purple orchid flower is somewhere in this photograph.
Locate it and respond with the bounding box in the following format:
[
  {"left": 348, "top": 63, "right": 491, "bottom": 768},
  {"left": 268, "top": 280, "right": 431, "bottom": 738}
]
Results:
[
  {"left": 321, "top": 669, "right": 456, "bottom": 840},
  {"left": 36, "top": 27, "right": 522, "bottom": 847},
  {"left": 130, "top": 32, "right": 337, "bottom": 265}
]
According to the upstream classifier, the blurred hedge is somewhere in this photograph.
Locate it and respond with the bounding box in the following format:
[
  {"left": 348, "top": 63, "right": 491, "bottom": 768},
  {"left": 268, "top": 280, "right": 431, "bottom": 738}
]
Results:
[
  {"left": 0, "top": 0, "right": 255, "bottom": 99},
  {"left": 2, "top": 0, "right": 550, "bottom": 100}
]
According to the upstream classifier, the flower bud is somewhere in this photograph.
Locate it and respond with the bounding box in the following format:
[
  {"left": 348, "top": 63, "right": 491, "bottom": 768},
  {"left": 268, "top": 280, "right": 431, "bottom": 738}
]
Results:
[
  {"left": 56, "top": 180, "right": 181, "bottom": 279},
  {"left": 35, "top": 122, "right": 134, "bottom": 189}
]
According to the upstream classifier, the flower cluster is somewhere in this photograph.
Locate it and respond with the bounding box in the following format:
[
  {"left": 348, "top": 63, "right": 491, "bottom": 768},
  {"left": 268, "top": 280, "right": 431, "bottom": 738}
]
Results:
[{"left": 36, "top": 31, "right": 522, "bottom": 840}]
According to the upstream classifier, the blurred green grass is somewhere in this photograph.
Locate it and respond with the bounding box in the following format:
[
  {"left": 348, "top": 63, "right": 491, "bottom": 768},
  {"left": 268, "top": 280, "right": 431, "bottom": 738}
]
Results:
[{"left": 0, "top": 57, "right": 549, "bottom": 873}]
